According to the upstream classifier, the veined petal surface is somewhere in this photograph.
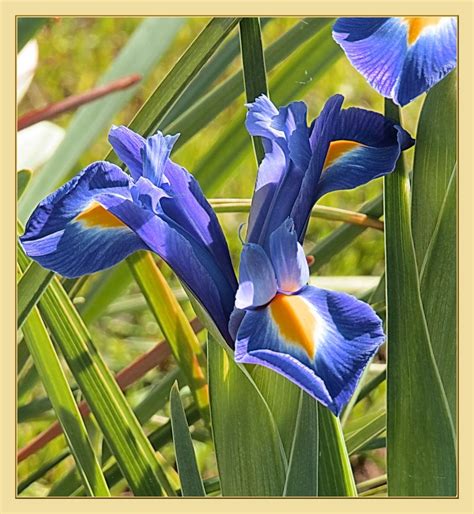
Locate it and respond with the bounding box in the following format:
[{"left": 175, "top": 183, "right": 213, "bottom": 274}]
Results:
[{"left": 235, "top": 285, "right": 385, "bottom": 414}]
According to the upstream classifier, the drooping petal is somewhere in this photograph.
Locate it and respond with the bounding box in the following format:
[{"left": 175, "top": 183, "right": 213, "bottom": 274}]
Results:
[
  {"left": 20, "top": 161, "right": 147, "bottom": 277},
  {"left": 234, "top": 243, "right": 277, "bottom": 310},
  {"left": 245, "top": 95, "right": 310, "bottom": 246},
  {"left": 333, "top": 18, "right": 407, "bottom": 98},
  {"left": 394, "top": 18, "right": 457, "bottom": 106},
  {"left": 99, "top": 192, "right": 237, "bottom": 345},
  {"left": 315, "top": 107, "right": 414, "bottom": 198},
  {"left": 160, "top": 158, "right": 238, "bottom": 290},
  {"left": 269, "top": 219, "right": 308, "bottom": 294},
  {"left": 333, "top": 17, "right": 457, "bottom": 106},
  {"left": 108, "top": 125, "right": 145, "bottom": 181},
  {"left": 234, "top": 285, "right": 384, "bottom": 415}
]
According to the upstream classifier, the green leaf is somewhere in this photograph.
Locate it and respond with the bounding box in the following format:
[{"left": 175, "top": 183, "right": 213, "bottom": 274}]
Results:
[
  {"left": 345, "top": 411, "right": 386, "bottom": 456},
  {"left": 307, "top": 194, "right": 383, "bottom": 270},
  {"left": 412, "top": 71, "right": 457, "bottom": 264},
  {"left": 283, "top": 391, "right": 319, "bottom": 496},
  {"left": 18, "top": 246, "right": 174, "bottom": 496},
  {"left": 167, "top": 18, "right": 331, "bottom": 151},
  {"left": 17, "top": 261, "right": 53, "bottom": 328},
  {"left": 412, "top": 71, "right": 457, "bottom": 420},
  {"left": 193, "top": 23, "right": 341, "bottom": 195},
  {"left": 108, "top": 17, "right": 240, "bottom": 151},
  {"left": 420, "top": 168, "right": 457, "bottom": 418},
  {"left": 318, "top": 405, "right": 357, "bottom": 496},
  {"left": 384, "top": 99, "right": 456, "bottom": 496},
  {"left": 17, "top": 18, "right": 49, "bottom": 51},
  {"left": 208, "top": 336, "right": 287, "bottom": 495},
  {"left": 19, "top": 18, "right": 184, "bottom": 221},
  {"left": 18, "top": 450, "right": 70, "bottom": 494},
  {"left": 239, "top": 17, "right": 268, "bottom": 163},
  {"left": 19, "top": 276, "right": 110, "bottom": 496},
  {"left": 18, "top": 169, "right": 32, "bottom": 198},
  {"left": 170, "top": 383, "right": 205, "bottom": 496},
  {"left": 128, "top": 252, "right": 209, "bottom": 422}
]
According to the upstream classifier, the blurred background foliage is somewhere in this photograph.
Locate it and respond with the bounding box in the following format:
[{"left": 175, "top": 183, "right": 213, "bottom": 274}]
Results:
[{"left": 17, "top": 17, "right": 424, "bottom": 496}]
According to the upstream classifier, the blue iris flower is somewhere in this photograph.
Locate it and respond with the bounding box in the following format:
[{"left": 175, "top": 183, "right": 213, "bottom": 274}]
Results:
[
  {"left": 20, "top": 94, "right": 413, "bottom": 415},
  {"left": 332, "top": 17, "right": 457, "bottom": 106}
]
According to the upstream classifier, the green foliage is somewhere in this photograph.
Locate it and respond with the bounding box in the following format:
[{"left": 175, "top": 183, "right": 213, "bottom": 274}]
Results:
[{"left": 384, "top": 99, "right": 456, "bottom": 496}]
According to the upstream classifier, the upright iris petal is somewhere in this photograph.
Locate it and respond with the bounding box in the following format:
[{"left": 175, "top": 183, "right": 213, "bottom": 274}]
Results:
[
  {"left": 234, "top": 219, "right": 385, "bottom": 415},
  {"left": 333, "top": 17, "right": 457, "bottom": 106},
  {"left": 245, "top": 94, "right": 414, "bottom": 245},
  {"left": 20, "top": 126, "right": 237, "bottom": 344}
]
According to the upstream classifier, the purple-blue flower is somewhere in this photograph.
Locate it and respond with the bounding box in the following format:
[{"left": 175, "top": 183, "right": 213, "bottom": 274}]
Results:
[
  {"left": 332, "top": 17, "right": 457, "bottom": 106},
  {"left": 20, "top": 94, "right": 414, "bottom": 415},
  {"left": 20, "top": 127, "right": 238, "bottom": 344}
]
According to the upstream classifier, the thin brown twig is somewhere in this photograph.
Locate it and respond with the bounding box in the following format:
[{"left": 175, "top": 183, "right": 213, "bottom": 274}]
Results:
[
  {"left": 17, "top": 317, "right": 203, "bottom": 463},
  {"left": 17, "top": 74, "right": 142, "bottom": 131}
]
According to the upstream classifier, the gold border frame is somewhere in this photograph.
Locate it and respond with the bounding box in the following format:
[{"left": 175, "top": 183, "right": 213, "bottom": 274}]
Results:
[{"left": 3, "top": 1, "right": 473, "bottom": 512}]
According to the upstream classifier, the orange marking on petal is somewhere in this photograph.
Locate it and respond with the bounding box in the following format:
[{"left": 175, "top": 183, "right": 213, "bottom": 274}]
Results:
[
  {"left": 403, "top": 17, "right": 442, "bottom": 45},
  {"left": 75, "top": 201, "right": 125, "bottom": 229},
  {"left": 324, "top": 140, "right": 362, "bottom": 169},
  {"left": 269, "top": 293, "right": 317, "bottom": 360}
]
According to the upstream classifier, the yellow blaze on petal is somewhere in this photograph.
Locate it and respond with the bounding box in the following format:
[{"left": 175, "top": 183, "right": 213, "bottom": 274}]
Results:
[
  {"left": 75, "top": 201, "right": 125, "bottom": 229},
  {"left": 403, "top": 17, "right": 442, "bottom": 45},
  {"left": 323, "top": 140, "right": 362, "bottom": 169},
  {"left": 269, "top": 293, "right": 317, "bottom": 360}
]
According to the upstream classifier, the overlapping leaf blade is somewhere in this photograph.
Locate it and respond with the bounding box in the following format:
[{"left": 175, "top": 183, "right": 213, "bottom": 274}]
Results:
[{"left": 384, "top": 99, "right": 456, "bottom": 496}]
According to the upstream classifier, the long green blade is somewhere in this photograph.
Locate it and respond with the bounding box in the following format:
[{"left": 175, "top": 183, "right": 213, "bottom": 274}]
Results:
[
  {"left": 18, "top": 246, "right": 174, "bottom": 496},
  {"left": 283, "top": 391, "right": 319, "bottom": 496},
  {"left": 108, "top": 17, "right": 240, "bottom": 148},
  {"left": 17, "top": 262, "right": 53, "bottom": 328},
  {"left": 170, "top": 383, "right": 205, "bottom": 496},
  {"left": 20, "top": 300, "right": 110, "bottom": 496},
  {"left": 127, "top": 252, "right": 209, "bottom": 422},
  {"left": 239, "top": 17, "right": 268, "bottom": 163},
  {"left": 208, "top": 337, "right": 286, "bottom": 496},
  {"left": 411, "top": 71, "right": 457, "bottom": 420},
  {"left": 345, "top": 411, "right": 386, "bottom": 456},
  {"left": 166, "top": 18, "right": 331, "bottom": 150},
  {"left": 20, "top": 18, "right": 184, "bottom": 221},
  {"left": 384, "top": 99, "right": 456, "bottom": 496},
  {"left": 318, "top": 405, "right": 357, "bottom": 496}
]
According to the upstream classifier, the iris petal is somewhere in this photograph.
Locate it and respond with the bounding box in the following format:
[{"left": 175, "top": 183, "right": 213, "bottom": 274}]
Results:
[
  {"left": 235, "top": 243, "right": 277, "bottom": 310},
  {"left": 235, "top": 285, "right": 384, "bottom": 414},
  {"left": 108, "top": 125, "right": 145, "bottom": 181},
  {"left": 333, "top": 17, "right": 457, "bottom": 106},
  {"left": 333, "top": 18, "right": 407, "bottom": 98},
  {"left": 20, "top": 161, "right": 147, "bottom": 277},
  {"left": 141, "top": 131, "right": 180, "bottom": 186},
  {"left": 269, "top": 218, "right": 308, "bottom": 294},
  {"left": 395, "top": 18, "right": 456, "bottom": 106}
]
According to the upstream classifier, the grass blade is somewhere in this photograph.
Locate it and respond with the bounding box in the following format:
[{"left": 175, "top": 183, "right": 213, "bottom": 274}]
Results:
[
  {"left": 170, "top": 383, "right": 205, "bottom": 496},
  {"left": 107, "top": 17, "right": 240, "bottom": 149},
  {"left": 318, "top": 405, "right": 357, "bottom": 496},
  {"left": 18, "top": 169, "right": 32, "bottom": 198},
  {"left": 128, "top": 252, "right": 209, "bottom": 422},
  {"left": 384, "top": 99, "right": 456, "bottom": 496},
  {"left": 20, "top": 18, "right": 184, "bottom": 221},
  {"left": 283, "top": 391, "right": 319, "bottom": 496},
  {"left": 208, "top": 336, "right": 286, "bottom": 495},
  {"left": 345, "top": 411, "right": 386, "bottom": 456},
  {"left": 17, "top": 261, "right": 53, "bottom": 328},
  {"left": 412, "top": 71, "right": 457, "bottom": 420},
  {"left": 239, "top": 17, "right": 268, "bottom": 163},
  {"left": 166, "top": 18, "right": 331, "bottom": 150},
  {"left": 18, "top": 247, "right": 175, "bottom": 496},
  {"left": 20, "top": 285, "right": 110, "bottom": 496}
]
